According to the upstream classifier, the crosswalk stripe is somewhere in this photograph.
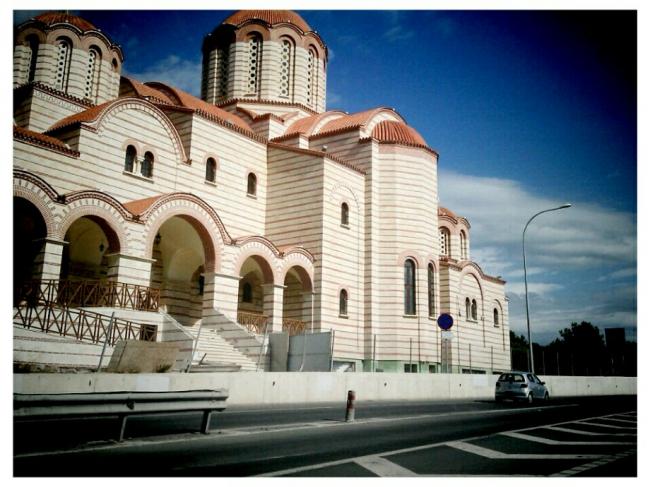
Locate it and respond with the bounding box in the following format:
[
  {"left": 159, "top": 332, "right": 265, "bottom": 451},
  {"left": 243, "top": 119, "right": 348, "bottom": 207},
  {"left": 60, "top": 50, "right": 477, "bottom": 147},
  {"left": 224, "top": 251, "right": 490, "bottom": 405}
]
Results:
[
  {"left": 576, "top": 420, "right": 636, "bottom": 429},
  {"left": 545, "top": 425, "right": 636, "bottom": 437},
  {"left": 500, "top": 430, "right": 635, "bottom": 446},
  {"left": 445, "top": 440, "right": 603, "bottom": 460},
  {"left": 354, "top": 456, "right": 417, "bottom": 477}
]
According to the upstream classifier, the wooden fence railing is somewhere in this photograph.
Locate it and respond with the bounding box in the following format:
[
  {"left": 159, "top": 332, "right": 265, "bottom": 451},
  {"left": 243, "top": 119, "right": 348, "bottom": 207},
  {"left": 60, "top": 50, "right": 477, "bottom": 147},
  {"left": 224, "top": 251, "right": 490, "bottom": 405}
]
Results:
[
  {"left": 13, "top": 304, "right": 157, "bottom": 346},
  {"left": 282, "top": 319, "right": 306, "bottom": 336},
  {"left": 15, "top": 279, "right": 160, "bottom": 311},
  {"left": 237, "top": 311, "right": 268, "bottom": 335}
]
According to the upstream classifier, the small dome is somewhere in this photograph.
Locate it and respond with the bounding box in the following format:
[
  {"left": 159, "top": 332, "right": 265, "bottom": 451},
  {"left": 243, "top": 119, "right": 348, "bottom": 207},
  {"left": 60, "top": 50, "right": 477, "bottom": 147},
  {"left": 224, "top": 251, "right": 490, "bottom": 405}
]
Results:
[
  {"left": 223, "top": 10, "right": 312, "bottom": 32},
  {"left": 438, "top": 207, "right": 457, "bottom": 219},
  {"left": 371, "top": 120, "right": 428, "bottom": 147},
  {"left": 33, "top": 12, "right": 97, "bottom": 32}
]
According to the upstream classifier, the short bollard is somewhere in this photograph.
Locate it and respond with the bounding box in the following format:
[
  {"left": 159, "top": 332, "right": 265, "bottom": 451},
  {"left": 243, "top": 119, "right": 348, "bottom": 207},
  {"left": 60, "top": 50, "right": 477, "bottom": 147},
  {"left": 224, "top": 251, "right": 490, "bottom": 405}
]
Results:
[{"left": 345, "top": 390, "right": 356, "bottom": 422}]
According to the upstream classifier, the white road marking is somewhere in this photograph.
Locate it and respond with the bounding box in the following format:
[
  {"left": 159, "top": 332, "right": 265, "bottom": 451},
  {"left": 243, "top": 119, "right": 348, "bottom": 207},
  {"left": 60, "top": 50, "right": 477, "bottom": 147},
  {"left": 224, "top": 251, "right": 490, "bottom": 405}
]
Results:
[
  {"left": 500, "top": 431, "right": 635, "bottom": 446},
  {"left": 446, "top": 440, "right": 603, "bottom": 460},
  {"left": 576, "top": 420, "right": 636, "bottom": 429},
  {"left": 593, "top": 417, "right": 637, "bottom": 424},
  {"left": 550, "top": 449, "right": 636, "bottom": 477},
  {"left": 545, "top": 426, "right": 636, "bottom": 437},
  {"left": 354, "top": 456, "right": 416, "bottom": 477}
]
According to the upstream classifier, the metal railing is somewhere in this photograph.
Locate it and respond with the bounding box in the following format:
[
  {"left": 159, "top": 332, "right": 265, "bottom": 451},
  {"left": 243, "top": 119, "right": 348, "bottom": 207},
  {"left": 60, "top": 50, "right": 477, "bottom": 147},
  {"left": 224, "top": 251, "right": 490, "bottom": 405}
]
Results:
[
  {"left": 283, "top": 319, "right": 306, "bottom": 336},
  {"left": 237, "top": 311, "right": 268, "bottom": 335},
  {"left": 15, "top": 279, "right": 160, "bottom": 311},
  {"left": 13, "top": 304, "right": 157, "bottom": 346}
]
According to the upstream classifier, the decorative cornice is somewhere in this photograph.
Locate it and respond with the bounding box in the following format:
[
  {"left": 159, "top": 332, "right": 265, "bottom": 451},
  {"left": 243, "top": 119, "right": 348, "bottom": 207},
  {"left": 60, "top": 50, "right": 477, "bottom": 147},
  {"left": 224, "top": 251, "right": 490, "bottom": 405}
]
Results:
[
  {"left": 14, "top": 82, "right": 94, "bottom": 108},
  {"left": 13, "top": 169, "right": 61, "bottom": 202},
  {"left": 13, "top": 125, "right": 80, "bottom": 158},
  {"left": 267, "top": 141, "right": 366, "bottom": 175},
  {"left": 439, "top": 258, "right": 505, "bottom": 285},
  {"left": 217, "top": 97, "right": 318, "bottom": 116}
]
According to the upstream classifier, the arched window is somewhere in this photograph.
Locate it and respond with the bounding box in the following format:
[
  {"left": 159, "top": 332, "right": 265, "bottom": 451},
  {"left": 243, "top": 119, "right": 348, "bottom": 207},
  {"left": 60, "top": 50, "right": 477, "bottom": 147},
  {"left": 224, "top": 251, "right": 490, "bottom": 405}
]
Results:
[
  {"left": 439, "top": 227, "right": 451, "bottom": 257},
  {"left": 460, "top": 230, "right": 468, "bottom": 260},
  {"left": 243, "top": 282, "right": 253, "bottom": 303},
  {"left": 404, "top": 259, "right": 416, "bottom": 315},
  {"left": 471, "top": 299, "right": 478, "bottom": 320},
  {"left": 339, "top": 289, "right": 348, "bottom": 316},
  {"left": 247, "top": 34, "right": 262, "bottom": 95},
  {"left": 85, "top": 47, "right": 101, "bottom": 101},
  {"left": 26, "top": 35, "right": 39, "bottom": 83},
  {"left": 493, "top": 308, "right": 500, "bottom": 326},
  {"left": 206, "top": 157, "right": 217, "bottom": 183},
  {"left": 247, "top": 172, "right": 257, "bottom": 196},
  {"left": 218, "top": 47, "right": 229, "bottom": 98},
  {"left": 124, "top": 145, "right": 136, "bottom": 173},
  {"left": 141, "top": 151, "right": 154, "bottom": 178},
  {"left": 55, "top": 38, "right": 72, "bottom": 91},
  {"left": 280, "top": 39, "right": 294, "bottom": 99},
  {"left": 465, "top": 297, "right": 471, "bottom": 318},
  {"left": 428, "top": 263, "right": 436, "bottom": 317},
  {"left": 341, "top": 202, "right": 349, "bottom": 226},
  {"left": 306, "top": 47, "right": 318, "bottom": 108}
]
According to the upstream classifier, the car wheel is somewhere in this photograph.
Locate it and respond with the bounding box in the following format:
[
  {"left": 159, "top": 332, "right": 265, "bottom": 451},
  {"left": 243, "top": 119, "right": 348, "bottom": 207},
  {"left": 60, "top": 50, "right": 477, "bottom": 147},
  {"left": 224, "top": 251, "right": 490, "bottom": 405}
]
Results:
[
  {"left": 544, "top": 392, "right": 549, "bottom": 402},
  {"left": 527, "top": 393, "right": 534, "bottom": 405}
]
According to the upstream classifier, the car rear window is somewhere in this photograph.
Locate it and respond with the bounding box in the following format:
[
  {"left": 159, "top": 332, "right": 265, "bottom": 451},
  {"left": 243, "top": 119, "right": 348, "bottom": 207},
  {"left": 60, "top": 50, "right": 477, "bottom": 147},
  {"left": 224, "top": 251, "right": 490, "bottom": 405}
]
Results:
[
  {"left": 513, "top": 374, "right": 524, "bottom": 382},
  {"left": 498, "top": 373, "right": 525, "bottom": 382}
]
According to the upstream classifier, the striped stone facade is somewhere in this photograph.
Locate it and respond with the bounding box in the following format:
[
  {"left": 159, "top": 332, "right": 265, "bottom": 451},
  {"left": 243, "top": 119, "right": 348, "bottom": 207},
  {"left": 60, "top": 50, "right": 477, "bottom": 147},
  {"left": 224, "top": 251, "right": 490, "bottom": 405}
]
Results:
[{"left": 13, "top": 10, "right": 510, "bottom": 374}]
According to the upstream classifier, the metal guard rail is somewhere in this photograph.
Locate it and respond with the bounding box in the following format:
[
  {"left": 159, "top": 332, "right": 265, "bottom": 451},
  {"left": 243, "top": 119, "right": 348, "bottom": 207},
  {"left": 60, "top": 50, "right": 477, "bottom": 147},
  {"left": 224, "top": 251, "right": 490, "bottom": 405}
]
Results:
[
  {"left": 15, "top": 279, "right": 160, "bottom": 311},
  {"left": 13, "top": 304, "right": 157, "bottom": 346},
  {"left": 14, "top": 389, "right": 229, "bottom": 441}
]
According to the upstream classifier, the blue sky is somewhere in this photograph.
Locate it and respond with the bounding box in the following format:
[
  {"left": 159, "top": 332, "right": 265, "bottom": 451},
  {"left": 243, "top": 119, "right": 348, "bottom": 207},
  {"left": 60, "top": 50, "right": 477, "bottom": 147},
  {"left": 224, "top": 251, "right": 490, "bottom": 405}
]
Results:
[{"left": 12, "top": 8, "right": 637, "bottom": 345}]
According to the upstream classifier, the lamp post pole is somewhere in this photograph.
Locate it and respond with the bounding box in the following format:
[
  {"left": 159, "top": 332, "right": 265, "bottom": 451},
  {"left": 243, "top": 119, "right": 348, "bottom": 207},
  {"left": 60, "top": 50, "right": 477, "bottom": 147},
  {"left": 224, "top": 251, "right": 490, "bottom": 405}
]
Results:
[{"left": 522, "top": 203, "right": 571, "bottom": 373}]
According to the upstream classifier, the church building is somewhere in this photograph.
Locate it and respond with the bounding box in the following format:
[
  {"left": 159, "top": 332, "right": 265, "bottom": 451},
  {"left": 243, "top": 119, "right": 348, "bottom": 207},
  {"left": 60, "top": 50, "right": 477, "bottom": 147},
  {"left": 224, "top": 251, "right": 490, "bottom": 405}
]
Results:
[{"left": 13, "top": 10, "right": 510, "bottom": 373}]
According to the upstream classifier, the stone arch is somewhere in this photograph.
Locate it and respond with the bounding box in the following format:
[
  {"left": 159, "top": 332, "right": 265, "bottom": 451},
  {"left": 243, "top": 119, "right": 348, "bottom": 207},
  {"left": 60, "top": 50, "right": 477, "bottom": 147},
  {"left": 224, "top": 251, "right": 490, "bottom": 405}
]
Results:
[
  {"left": 143, "top": 199, "right": 224, "bottom": 273},
  {"left": 458, "top": 268, "right": 485, "bottom": 321},
  {"left": 279, "top": 253, "right": 314, "bottom": 293},
  {"left": 92, "top": 98, "right": 188, "bottom": 165},
  {"left": 13, "top": 172, "right": 58, "bottom": 237},
  {"left": 233, "top": 240, "right": 280, "bottom": 285}
]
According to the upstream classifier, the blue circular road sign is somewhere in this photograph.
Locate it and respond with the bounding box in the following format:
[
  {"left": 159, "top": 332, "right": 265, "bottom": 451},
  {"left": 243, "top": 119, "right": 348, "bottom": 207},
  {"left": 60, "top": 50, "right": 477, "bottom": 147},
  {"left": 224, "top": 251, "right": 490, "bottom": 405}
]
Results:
[{"left": 437, "top": 313, "right": 454, "bottom": 330}]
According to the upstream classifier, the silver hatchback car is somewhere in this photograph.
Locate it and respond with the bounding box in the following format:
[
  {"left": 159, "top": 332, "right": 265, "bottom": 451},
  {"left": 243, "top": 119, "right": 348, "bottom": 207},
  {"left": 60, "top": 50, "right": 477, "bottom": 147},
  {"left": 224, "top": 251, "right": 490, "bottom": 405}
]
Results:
[{"left": 495, "top": 371, "right": 549, "bottom": 404}]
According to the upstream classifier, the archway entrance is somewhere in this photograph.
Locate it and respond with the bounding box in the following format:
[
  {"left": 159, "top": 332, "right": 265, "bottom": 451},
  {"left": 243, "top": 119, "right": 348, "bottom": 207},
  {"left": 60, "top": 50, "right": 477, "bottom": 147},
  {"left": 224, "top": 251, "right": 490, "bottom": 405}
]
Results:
[
  {"left": 237, "top": 256, "right": 274, "bottom": 334},
  {"left": 282, "top": 266, "right": 313, "bottom": 335},
  {"left": 150, "top": 216, "right": 210, "bottom": 327},
  {"left": 13, "top": 197, "right": 47, "bottom": 288},
  {"left": 60, "top": 216, "right": 119, "bottom": 281}
]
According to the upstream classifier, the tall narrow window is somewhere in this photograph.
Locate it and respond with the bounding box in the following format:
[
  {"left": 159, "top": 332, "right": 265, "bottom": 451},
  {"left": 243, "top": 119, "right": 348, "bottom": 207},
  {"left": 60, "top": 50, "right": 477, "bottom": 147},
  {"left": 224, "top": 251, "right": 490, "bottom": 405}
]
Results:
[
  {"left": 26, "top": 35, "right": 39, "bottom": 83},
  {"left": 124, "top": 145, "right": 136, "bottom": 173},
  {"left": 404, "top": 259, "right": 416, "bottom": 315},
  {"left": 428, "top": 263, "right": 435, "bottom": 317},
  {"left": 460, "top": 230, "right": 468, "bottom": 260},
  {"left": 85, "top": 47, "right": 101, "bottom": 101},
  {"left": 339, "top": 289, "right": 348, "bottom": 316},
  {"left": 247, "top": 172, "right": 257, "bottom": 196},
  {"left": 247, "top": 34, "right": 262, "bottom": 95},
  {"left": 280, "top": 39, "right": 293, "bottom": 99},
  {"left": 465, "top": 297, "right": 471, "bottom": 319},
  {"left": 471, "top": 299, "right": 478, "bottom": 320},
  {"left": 141, "top": 151, "right": 154, "bottom": 178},
  {"left": 439, "top": 227, "right": 451, "bottom": 257},
  {"left": 55, "top": 38, "right": 72, "bottom": 91},
  {"left": 218, "top": 47, "right": 229, "bottom": 98},
  {"left": 493, "top": 308, "right": 500, "bottom": 326},
  {"left": 306, "top": 47, "right": 318, "bottom": 108},
  {"left": 341, "top": 202, "right": 349, "bottom": 226},
  {"left": 206, "top": 157, "right": 217, "bottom": 183}
]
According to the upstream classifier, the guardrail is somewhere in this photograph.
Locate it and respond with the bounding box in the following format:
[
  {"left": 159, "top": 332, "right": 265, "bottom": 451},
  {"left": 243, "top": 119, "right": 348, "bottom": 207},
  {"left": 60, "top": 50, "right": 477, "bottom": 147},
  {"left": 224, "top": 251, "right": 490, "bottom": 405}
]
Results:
[
  {"left": 13, "top": 304, "right": 157, "bottom": 346},
  {"left": 14, "top": 389, "right": 228, "bottom": 441},
  {"left": 15, "top": 279, "right": 160, "bottom": 311},
  {"left": 282, "top": 319, "right": 306, "bottom": 336},
  {"left": 237, "top": 311, "right": 268, "bottom": 335}
]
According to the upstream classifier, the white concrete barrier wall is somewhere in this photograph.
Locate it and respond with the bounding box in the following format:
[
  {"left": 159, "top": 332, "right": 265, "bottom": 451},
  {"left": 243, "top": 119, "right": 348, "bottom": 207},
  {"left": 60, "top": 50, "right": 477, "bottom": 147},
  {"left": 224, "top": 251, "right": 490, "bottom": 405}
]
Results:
[{"left": 14, "top": 373, "right": 636, "bottom": 406}]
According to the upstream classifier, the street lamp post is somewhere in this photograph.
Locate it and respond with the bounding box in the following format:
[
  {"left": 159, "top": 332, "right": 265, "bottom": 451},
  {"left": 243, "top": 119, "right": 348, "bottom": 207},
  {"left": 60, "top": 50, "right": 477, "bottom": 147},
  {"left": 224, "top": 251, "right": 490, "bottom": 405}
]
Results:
[{"left": 522, "top": 203, "right": 571, "bottom": 373}]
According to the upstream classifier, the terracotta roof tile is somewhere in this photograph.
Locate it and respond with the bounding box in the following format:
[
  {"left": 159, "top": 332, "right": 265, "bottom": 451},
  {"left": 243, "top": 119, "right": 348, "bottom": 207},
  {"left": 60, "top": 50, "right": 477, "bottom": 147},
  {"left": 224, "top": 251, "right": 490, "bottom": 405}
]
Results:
[
  {"left": 14, "top": 125, "right": 79, "bottom": 156},
  {"left": 371, "top": 120, "right": 427, "bottom": 146},
  {"left": 34, "top": 12, "right": 97, "bottom": 32},
  {"left": 223, "top": 10, "right": 311, "bottom": 32},
  {"left": 121, "top": 77, "right": 175, "bottom": 105},
  {"left": 438, "top": 207, "right": 457, "bottom": 219},
  {"left": 122, "top": 195, "right": 165, "bottom": 216},
  {"left": 45, "top": 101, "right": 114, "bottom": 133}
]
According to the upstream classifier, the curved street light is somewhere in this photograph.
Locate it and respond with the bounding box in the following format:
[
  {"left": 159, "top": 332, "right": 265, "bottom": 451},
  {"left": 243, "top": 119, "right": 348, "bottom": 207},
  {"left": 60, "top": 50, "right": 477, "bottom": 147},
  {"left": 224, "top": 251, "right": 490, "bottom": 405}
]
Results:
[{"left": 522, "top": 203, "right": 572, "bottom": 373}]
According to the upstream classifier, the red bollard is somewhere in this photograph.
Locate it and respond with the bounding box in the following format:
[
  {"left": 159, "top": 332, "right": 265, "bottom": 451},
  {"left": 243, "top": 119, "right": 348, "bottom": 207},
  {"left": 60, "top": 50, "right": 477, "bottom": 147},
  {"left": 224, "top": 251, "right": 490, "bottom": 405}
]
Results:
[{"left": 345, "top": 390, "right": 356, "bottom": 422}]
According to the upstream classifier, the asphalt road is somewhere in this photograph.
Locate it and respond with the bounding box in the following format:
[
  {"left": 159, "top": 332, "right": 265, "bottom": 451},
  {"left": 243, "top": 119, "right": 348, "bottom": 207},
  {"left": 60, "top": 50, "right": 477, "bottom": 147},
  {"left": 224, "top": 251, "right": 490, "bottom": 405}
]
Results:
[{"left": 14, "top": 395, "right": 637, "bottom": 477}]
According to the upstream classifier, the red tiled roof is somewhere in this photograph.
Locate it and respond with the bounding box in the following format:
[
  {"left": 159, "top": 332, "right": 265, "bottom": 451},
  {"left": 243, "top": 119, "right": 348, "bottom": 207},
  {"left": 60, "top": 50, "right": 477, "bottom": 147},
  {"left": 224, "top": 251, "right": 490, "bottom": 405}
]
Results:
[
  {"left": 45, "top": 101, "right": 113, "bottom": 133},
  {"left": 438, "top": 207, "right": 457, "bottom": 219},
  {"left": 122, "top": 195, "right": 165, "bottom": 216},
  {"left": 282, "top": 111, "right": 346, "bottom": 137},
  {"left": 144, "top": 82, "right": 253, "bottom": 133},
  {"left": 371, "top": 120, "right": 428, "bottom": 147},
  {"left": 315, "top": 108, "right": 404, "bottom": 137},
  {"left": 33, "top": 12, "right": 97, "bottom": 32},
  {"left": 14, "top": 125, "right": 79, "bottom": 156},
  {"left": 121, "top": 77, "right": 175, "bottom": 105},
  {"left": 223, "top": 10, "right": 311, "bottom": 32}
]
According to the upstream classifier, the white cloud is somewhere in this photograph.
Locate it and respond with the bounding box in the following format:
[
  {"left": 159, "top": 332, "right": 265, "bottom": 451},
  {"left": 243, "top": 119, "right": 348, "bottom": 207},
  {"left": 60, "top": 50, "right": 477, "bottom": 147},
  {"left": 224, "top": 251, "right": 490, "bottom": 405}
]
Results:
[
  {"left": 125, "top": 55, "right": 202, "bottom": 96},
  {"left": 506, "top": 281, "right": 564, "bottom": 297}
]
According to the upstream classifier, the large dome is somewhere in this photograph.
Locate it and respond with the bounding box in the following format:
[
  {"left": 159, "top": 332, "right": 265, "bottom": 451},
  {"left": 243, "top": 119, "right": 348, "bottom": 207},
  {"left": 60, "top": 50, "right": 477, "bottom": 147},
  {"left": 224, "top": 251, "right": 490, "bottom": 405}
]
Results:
[
  {"left": 33, "top": 12, "right": 97, "bottom": 32},
  {"left": 222, "top": 10, "right": 312, "bottom": 32}
]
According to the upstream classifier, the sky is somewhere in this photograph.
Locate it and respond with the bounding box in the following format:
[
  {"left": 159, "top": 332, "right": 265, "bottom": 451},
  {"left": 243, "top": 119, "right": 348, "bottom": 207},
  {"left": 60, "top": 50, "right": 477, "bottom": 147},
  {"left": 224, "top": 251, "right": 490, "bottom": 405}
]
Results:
[{"left": 11, "top": 5, "right": 638, "bottom": 345}]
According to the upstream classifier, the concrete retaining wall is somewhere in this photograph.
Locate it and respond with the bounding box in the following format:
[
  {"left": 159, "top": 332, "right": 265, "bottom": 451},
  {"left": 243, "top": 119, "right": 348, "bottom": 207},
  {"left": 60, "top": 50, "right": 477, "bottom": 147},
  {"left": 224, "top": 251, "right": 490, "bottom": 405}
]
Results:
[{"left": 13, "top": 373, "right": 636, "bottom": 406}]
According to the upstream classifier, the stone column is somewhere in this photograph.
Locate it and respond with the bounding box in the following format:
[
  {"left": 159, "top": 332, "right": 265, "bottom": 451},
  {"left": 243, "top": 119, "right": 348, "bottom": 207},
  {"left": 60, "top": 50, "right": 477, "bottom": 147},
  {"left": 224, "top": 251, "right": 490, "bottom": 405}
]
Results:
[
  {"left": 105, "top": 253, "right": 154, "bottom": 286},
  {"left": 263, "top": 283, "right": 285, "bottom": 333},
  {"left": 202, "top": 272, "right": 240, "bottom": 324},
  {"left": 32, "top": 237, "right": 66, "bottom": 281}
]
